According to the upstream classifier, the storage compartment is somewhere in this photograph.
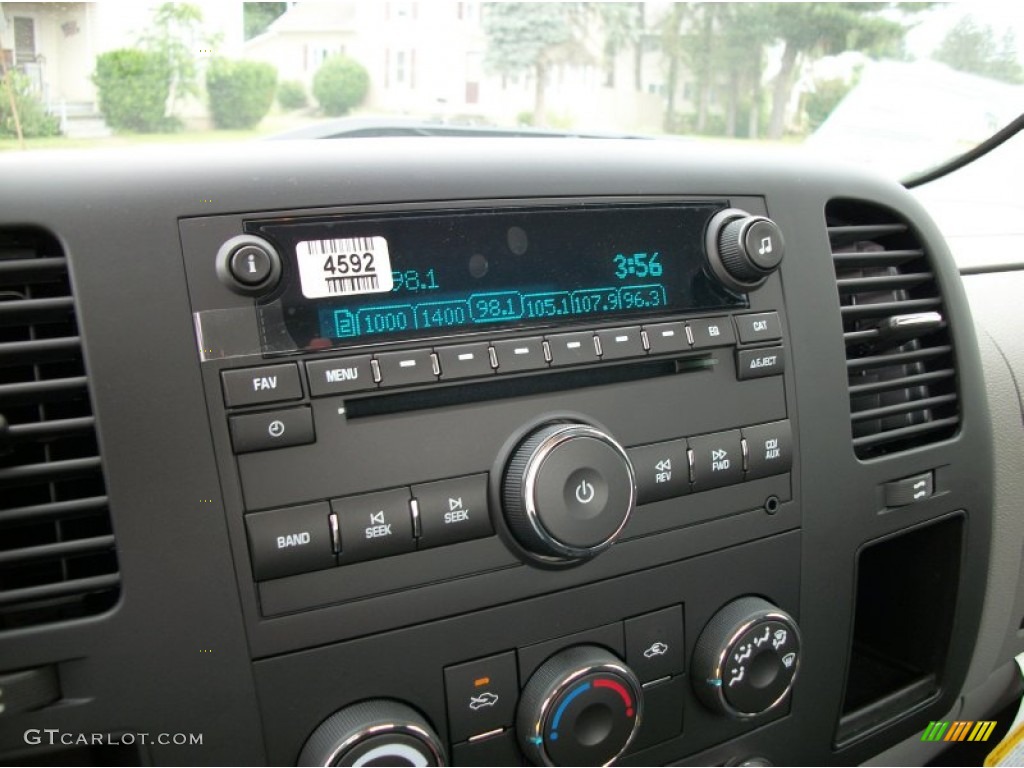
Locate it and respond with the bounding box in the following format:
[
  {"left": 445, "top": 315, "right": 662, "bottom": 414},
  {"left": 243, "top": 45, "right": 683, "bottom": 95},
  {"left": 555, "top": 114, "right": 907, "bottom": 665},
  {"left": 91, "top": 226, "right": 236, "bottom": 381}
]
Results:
[{"left": 835, "top": 515, "right": 963, "bottom": 745}]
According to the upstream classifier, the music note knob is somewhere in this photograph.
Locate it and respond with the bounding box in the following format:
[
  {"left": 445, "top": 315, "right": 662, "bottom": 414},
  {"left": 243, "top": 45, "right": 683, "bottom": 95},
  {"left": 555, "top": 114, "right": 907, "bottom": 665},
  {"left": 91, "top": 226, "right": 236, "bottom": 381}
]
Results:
[{"left": 705, "top": 209, "right": 786, "bottom": 292}]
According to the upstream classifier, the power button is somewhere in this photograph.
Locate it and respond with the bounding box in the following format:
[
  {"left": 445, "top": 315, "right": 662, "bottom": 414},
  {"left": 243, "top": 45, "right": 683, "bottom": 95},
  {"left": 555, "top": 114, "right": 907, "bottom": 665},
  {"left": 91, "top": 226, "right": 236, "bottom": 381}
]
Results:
[{"left": 503, "top": 423, "right": 636, "bottom": 561}]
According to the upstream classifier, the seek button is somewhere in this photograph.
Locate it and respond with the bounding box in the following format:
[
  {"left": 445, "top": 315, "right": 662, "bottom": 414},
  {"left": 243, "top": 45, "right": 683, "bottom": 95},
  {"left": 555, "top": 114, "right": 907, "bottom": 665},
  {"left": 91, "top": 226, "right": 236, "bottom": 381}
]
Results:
[
  {"left": 331, "top": 489, "right": 415, "bottom": 563},
  {"left": 413, "top": 474, "right": 493, "bottom": 548}
]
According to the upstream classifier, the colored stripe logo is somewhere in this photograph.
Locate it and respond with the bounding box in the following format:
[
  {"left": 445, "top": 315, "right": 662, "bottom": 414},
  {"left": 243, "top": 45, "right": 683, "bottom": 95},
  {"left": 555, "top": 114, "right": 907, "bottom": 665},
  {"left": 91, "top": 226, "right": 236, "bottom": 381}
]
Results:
[{"left": 921, "top": 721, "right": 997, "bottom": 742}]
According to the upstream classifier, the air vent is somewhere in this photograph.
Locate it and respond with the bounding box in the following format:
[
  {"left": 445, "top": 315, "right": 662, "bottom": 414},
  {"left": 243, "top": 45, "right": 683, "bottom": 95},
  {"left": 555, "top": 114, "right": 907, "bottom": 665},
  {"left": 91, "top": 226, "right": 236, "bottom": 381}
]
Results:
[
  {"left": 0, "top": 228, "right": 119, "bottom": 631},
  {"left": 827, "top": 200, "right": 960, "bottom": 459}
]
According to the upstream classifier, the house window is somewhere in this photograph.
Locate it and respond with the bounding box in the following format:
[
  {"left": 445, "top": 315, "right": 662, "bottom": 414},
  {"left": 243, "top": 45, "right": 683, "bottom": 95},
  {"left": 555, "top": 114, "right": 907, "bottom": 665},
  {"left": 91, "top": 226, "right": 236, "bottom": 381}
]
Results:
[
  {"left": 313, "top": 46, "right": 343, "bottom": 70},
  {"left": 14, "top": 17, "right": 37, "bottom": 65},
  {"left": 395, "top": 51, "right": 407, "bottom": 84}
]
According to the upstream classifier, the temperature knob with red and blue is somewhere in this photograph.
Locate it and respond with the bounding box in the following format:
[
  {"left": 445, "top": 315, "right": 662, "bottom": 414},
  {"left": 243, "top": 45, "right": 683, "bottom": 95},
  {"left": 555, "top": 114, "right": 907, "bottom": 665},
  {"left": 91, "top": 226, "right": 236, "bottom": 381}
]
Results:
[{"left": 517, "top": 646, "right": 643, "bottom": 767}]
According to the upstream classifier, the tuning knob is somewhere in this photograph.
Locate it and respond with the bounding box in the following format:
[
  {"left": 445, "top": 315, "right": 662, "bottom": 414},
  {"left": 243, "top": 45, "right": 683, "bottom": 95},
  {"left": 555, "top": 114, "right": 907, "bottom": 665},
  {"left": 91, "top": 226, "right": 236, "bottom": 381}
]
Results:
[
  {"left": 705, "top": 209, "right": 785, "bottom": 292},
  {"left": 692, "top": 597, "right": 801, "bottom": 719},
  {"left": 298, "top": 700, "right": 445, "bottom": 766},
  {"left": 503, "top": 423, "right": 636, "bottom": 563},
  {"left": 517, "top": 645, "right": 643, "bottom": 766}
]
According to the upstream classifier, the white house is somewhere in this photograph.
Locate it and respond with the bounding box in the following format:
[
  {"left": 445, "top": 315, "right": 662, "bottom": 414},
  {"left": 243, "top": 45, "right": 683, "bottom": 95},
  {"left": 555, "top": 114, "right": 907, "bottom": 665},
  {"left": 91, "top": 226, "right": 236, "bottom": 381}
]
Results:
[{"left": 0, "top": 1, "right": 243, "bottom": 131}]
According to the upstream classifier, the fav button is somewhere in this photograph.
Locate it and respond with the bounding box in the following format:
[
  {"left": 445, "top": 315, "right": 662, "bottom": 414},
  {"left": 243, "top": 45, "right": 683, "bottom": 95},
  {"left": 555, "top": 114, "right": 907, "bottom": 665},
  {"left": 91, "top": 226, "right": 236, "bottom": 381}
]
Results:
[
  {"left": 413, "top": 474, "right": 493, "bottom": 548},
  {"left": 221, "top": 363, "right": 302, "bottom": 407},
  {"left": 445, "top": 652, "right": 519, "bottom": 742},
  {"left": 689, "top": 430, "right": 743, "bottom": 491},
  {"left": 245, "top": 502, "right": 336, "bottom": 580},
  {"left": 331, "top": 489, "right": 415, "bottom": 563}
]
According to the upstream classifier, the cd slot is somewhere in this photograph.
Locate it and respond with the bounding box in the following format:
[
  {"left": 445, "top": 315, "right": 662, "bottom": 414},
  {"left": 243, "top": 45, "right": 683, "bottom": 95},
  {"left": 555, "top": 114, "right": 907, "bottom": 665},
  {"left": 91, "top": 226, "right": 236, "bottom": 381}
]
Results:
[{"left": 344, "top": 355, "right": 714, "bottom": 419}]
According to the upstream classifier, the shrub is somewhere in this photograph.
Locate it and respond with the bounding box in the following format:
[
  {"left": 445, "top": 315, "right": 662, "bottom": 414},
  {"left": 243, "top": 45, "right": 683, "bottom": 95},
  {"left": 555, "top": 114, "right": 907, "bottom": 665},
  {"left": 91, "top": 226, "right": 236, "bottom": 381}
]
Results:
[
  {"left": 277, "top": 79, "right": 308, "bottom": 110},
  {"left": 312, "top": 56, "right": 369, "bottom": 116},
  {"left": 93, "top": 49, "right": 171, "bottom": 133},
  {"left": 206, "top": 58, "right": 278, "bottom": 129},
  {"left": 806, "top": 77, "right": 857, "bottom": 132},
  {"left": 0, "top": 72, "right": 60, "bottom": 138}
]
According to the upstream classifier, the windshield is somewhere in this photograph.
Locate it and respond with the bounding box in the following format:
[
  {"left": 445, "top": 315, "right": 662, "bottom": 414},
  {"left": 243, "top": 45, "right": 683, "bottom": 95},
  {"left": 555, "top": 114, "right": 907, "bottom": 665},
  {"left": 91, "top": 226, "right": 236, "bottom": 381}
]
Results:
[{"left": 1, "top": 1, "right": 1022, "bottom": 182}]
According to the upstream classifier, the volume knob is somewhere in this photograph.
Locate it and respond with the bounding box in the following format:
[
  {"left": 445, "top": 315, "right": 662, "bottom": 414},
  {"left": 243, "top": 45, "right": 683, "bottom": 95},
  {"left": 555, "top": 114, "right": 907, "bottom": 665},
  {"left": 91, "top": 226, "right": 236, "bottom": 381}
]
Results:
[
  {"left": 503, "top": 423, "right": 636, "bottom": 563},
  {"left": 706, "top": 209, "right": 785, "bottom": 292}
]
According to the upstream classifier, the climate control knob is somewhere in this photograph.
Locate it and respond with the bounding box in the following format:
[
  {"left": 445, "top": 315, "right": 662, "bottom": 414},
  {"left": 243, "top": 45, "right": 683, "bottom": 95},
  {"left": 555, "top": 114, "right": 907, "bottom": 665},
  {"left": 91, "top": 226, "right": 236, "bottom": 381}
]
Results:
[
  {"left": 503, "top": 423, "right": 636, "bottom": 563},
  {"left": 692, "top": 597, "right": 801, "bottom": 719},
  {"left": 705, "top": 209, "right": 785, "bottom": 292},
  {"left": 517, "top": 645, "right": 643, "bottom": 766},
  {"left": 298, "top": 700, "right": 445, "bottom": 766}
]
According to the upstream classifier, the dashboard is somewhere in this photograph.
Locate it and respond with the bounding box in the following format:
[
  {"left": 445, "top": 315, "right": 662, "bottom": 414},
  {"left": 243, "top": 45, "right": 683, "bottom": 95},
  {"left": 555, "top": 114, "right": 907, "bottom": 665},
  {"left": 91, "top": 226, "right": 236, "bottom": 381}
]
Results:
[{"left": 0, "top": 137, "right": 1021, "bottom": 766}]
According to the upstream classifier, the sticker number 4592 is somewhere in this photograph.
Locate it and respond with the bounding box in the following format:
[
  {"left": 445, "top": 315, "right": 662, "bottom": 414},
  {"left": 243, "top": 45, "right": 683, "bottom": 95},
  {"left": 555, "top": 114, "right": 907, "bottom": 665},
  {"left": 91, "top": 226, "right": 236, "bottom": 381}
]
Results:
[{"left": 296, "top": 237, "right": 394, "bottom": 299}]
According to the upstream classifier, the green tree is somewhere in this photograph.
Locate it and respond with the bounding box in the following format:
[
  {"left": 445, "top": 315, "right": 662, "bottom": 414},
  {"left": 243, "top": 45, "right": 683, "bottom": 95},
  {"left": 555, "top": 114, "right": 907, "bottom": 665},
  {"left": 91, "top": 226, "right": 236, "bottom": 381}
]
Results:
[
  {"left": 595, "top": 3, "right": 644, "bottom": 89},
  {"left": 762, "top": 3, "right": 908, "bottom": 139},
  {"left": 243, "top": 2, "right": 287, "bottom": 40},
  {"left": 206, "top": 58, "right": 277, "bottom": 129},
  {"left": 93, "top": 49, "right": 172, "bottom": 133},
  {"left": 0, "top": 71, "right": 60, "bottom": 138},
  {"left": 933, "top": 16, "right": 1024, "bottom": 83},
  {"left": 482, "top": 3, "right": 589, "bottom": 127},
  {"left": 313, "top": 56, "right": 369, "bottom": 116},
  {"left": 717, "top": 4, "right": 775, "bottom": 138},
  {"left": 659, "top": 3, "right": 690, "bottom": 132},
  {"left": 805, "top": 73, "right": 859, "bottom": 131},
  {"left": 137, "top": 3, "right": 205, "bottom": 120}
]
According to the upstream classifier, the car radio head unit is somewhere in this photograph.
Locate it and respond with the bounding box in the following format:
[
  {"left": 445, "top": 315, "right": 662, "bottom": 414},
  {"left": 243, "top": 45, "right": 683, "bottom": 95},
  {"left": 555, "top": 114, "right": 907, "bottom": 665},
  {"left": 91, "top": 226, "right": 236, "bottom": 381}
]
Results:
[{"left": 246, "top": 203, "right": 747, "bottom": 354}]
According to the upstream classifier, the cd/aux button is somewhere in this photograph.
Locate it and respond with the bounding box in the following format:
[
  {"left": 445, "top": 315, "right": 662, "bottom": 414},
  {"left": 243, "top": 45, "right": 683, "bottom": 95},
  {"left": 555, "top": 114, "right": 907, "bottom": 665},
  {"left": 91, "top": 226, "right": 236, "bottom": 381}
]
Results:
[{"left": 331, "top": 489, "right": 415, "bottom": 563}]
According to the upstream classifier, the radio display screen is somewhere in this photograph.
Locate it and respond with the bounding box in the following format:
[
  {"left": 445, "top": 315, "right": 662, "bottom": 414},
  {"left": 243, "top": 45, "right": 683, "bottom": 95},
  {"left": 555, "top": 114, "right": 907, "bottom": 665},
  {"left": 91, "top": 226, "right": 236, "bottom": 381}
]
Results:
[{"left": 251, "top": 203, "right": 747, "bottom": 352}]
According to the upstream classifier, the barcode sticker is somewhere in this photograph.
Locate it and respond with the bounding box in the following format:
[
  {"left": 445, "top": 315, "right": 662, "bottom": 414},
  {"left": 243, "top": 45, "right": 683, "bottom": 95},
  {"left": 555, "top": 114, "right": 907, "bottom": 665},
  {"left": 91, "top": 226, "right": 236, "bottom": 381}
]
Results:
[{"left": 296, "top": 237, "right": 394, "bottom": 299}]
